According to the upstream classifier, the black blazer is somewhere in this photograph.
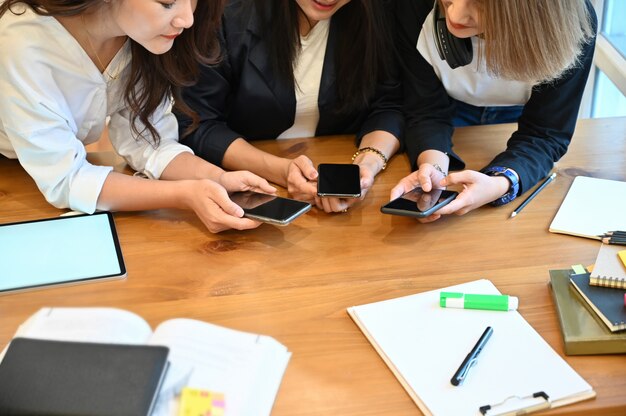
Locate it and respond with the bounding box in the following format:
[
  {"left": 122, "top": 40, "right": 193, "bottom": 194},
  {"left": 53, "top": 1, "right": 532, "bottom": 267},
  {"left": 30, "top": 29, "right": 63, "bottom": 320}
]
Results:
[{"left": 177, "top": 0, "right": 404, "bottom": 166}]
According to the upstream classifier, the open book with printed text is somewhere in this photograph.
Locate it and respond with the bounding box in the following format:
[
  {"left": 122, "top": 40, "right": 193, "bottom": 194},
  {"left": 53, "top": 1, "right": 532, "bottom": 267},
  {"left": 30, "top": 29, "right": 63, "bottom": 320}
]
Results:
[{"left": 2, "top": 307, "right": 291, "bottom": 416}]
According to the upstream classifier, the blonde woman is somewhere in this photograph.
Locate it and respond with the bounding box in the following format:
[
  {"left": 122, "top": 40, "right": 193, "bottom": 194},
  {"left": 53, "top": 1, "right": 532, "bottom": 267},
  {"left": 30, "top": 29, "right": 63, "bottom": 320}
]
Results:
[{"left": 391, "top": 0, "right": 596, "bottom": 221}]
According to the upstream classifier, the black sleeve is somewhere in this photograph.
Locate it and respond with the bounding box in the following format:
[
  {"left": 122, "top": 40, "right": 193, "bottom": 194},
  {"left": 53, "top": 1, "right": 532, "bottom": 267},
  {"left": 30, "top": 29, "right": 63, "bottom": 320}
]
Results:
[
  {"left": 395, "top": 0, "right": 463, "bottom": 171},
  {"left": 481, "top": 6, "right": 597, "bottom": 194},
  {"left": 355, "top": 1, "right": 405, "bottom": 147},
  {"left": 355, "top": 66, "right": 405, "bottom": 148},
  {"left": 176, "top": 11, "right": 243, "bottom": 167}
]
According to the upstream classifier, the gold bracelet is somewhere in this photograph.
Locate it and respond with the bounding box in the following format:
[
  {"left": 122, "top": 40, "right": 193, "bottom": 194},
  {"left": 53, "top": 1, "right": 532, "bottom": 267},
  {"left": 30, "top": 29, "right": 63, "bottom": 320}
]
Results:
[{"left": 351, "top": 147, "right": 388, "bottom": 170}]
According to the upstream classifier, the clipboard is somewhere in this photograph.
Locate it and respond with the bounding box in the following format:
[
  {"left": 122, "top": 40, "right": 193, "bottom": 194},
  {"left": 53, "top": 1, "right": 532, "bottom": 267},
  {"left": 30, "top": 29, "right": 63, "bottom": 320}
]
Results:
[{"left": 348, "top": 279, "right": 595, "bottom": 416}]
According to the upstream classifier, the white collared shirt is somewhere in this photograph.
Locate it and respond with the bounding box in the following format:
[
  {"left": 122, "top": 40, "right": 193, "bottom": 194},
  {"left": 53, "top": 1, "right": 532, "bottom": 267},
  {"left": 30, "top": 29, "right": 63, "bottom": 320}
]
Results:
[
  {"left": 417, "top": 9, "right": 533, "bottom": 107},
  {"left": 0, "top": 5, "right": 192, "bottom": 213}
]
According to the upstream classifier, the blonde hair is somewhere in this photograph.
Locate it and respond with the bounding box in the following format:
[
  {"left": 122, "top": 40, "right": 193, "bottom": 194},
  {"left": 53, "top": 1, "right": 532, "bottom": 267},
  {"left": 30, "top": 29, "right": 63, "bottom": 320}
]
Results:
[{"left": 478, "top": 0, "right": 594, "bottom": 84}]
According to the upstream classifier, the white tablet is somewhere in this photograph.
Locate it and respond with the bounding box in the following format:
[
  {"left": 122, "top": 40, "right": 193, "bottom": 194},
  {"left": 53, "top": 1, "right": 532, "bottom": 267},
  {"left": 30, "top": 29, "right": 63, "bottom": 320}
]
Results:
[{"left": 0, "top": 212, "right": 126, "bottom": 295}]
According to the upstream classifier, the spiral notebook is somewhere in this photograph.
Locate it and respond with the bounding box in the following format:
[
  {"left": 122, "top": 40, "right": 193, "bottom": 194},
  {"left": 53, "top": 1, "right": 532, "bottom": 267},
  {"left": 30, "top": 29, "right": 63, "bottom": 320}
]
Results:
[
  {"left": 347, "top": 279, "right": 595, "bottom": 416},
  {"left": 570, "top": 273, "right": 626, "bottom": 332},
  {"left": 590, "top": 244, "right": 626, "bottom": 289}
]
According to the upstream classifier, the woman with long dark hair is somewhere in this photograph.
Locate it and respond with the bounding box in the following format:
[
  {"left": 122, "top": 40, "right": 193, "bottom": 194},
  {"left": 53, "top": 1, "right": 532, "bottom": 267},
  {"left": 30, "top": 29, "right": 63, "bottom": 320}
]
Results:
[
  {"left": 0, "top": 0, "right": 274, "bottom": 233},
  {"left": 178, "top": 0, "right": 404, "bottom": 213}
]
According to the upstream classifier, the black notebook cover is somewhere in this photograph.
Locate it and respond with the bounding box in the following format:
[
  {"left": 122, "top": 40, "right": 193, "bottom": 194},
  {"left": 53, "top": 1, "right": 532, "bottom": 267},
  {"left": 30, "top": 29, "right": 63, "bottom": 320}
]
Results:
[
  {"left": 549, "top": 269, "right": 626, "bottom": 355},
  {"left": 570, "top": 273, "right": 626, "bottom": 332},
  {"left": 0, "top": 338, "right": 169, "bottom": 416}
]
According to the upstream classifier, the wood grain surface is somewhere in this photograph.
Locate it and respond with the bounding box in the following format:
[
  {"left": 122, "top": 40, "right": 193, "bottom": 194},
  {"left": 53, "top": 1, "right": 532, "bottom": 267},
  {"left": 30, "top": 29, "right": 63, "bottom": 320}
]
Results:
[{"left": 1, "top": 117, "right": 625, "bottom": 415}]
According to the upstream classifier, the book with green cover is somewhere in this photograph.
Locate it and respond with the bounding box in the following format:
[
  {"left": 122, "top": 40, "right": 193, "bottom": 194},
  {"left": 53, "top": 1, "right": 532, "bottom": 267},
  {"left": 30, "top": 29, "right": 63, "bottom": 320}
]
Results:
[{"left": 549, "top": 269, "right": 626, "bottom": 355}]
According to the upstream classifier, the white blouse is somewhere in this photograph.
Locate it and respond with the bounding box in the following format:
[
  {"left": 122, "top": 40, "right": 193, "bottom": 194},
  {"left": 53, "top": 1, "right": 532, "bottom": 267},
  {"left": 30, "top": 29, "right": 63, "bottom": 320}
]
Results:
[
  {"left": 0, "top": 5, "right": 192, "bottom": 213},
  {"left": 277, "top": 19, "right": 330, "bottom": 139}
]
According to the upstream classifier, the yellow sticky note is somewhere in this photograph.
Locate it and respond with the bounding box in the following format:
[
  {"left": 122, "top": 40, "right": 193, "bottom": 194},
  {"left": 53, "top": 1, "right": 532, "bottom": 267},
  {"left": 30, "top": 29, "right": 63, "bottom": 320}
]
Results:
[
  {"left": 178, "top": 387, "right": 225, "bottom": 416},
  {"left": 618, "top": 250, "right": 626, "bottom": 268},
  {"left": 571, "top": 264, "right": 587, "bottom": 274}
]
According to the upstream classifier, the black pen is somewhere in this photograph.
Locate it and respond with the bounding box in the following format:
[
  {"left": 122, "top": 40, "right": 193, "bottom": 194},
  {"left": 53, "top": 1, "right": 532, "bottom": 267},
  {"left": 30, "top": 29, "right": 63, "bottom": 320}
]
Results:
[
  {"left": 510, "top": 172, "right": 556, "bottom": 218},
  {"left": 451, "top": 326, "right": 493, "bottom": 386}
]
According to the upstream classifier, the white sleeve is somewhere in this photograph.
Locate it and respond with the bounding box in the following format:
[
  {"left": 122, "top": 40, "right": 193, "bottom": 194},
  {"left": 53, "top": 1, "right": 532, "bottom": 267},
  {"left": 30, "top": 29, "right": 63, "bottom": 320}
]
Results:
[
  {"left": 0, "top": 38, "right": 112, "bottom": 213},
  {"left": 108, "top": 96, "right": 193, "bottom": 179}
]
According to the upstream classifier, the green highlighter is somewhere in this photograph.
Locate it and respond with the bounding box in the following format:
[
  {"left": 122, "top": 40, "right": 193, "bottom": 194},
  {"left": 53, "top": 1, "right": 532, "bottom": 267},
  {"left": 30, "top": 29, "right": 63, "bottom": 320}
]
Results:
[{"left": 440, "top": 292, "right": 518, "bottom": 311}]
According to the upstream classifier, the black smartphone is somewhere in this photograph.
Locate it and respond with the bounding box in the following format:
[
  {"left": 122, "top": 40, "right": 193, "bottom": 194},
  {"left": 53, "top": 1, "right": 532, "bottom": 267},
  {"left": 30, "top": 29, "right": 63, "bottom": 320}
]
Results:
[
  {"left": 380, "top": 187, "right": 458, "bottom": 218},
  {"left": 230, "top": 191, "right": 311, "bottom": 226},
  {"left": 316, "top": 163, "right": 361, "bottom": 198}
]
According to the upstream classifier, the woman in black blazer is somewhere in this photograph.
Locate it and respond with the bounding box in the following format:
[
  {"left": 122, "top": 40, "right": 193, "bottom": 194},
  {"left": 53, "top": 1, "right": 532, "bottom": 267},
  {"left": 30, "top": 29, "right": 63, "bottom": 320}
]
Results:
[{"left": 177, "top": 0, "right": 403, "bottom": 213}]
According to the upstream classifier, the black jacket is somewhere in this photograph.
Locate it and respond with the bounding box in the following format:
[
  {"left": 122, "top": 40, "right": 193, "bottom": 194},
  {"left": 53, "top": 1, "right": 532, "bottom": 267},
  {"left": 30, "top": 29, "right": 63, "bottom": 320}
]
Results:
[
  {"left": 396, "top": 0, "right": 597, "bottom": 194},
  {"left": 178, "top": 0, "right": 404, "bottom": 166}
]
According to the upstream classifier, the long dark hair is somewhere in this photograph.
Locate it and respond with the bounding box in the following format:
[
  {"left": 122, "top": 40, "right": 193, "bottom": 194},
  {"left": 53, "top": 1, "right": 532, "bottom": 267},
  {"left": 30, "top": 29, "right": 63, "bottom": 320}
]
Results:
[
  {"left": 252, "top": 0, "right": 394, "bottom": 113},
  {"left": 0, "top": 0, "right": 224, "bottom": 145}
]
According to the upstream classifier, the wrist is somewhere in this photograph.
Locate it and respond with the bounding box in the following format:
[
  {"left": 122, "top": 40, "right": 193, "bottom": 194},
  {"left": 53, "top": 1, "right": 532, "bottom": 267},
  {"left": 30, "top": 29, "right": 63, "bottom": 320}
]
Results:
[
  {"left": 353, "top": 151, "right": 385, "bottom": 175},
  {"left": 431, "top": 163, "right": 448, "bottom": 178},
  {"left": 216, "top": 171, "right": 227, "bottom": 188},
  {"left": 352, "top": 147, "right": 387, "bottom": 171},
  {"left": 417, "top": 150, "right": 449, "bottom": 168},
  {"left": 484, "top": 167, "right": 520, "bottom": 206},
  {"left": 176, "top": 180, "right": 197, "bottom": 210},
  {"left": 279, "top": 158, "right": 293, "bottom": 187},
  {"left": 492, "top": 176, "right": 511, "bottom": 196}
]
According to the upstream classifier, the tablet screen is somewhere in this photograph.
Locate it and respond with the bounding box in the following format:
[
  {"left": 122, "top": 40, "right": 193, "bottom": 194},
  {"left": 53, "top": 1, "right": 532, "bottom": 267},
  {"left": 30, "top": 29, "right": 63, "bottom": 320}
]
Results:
[{"left": 0, "top": 212, "right": 126, "bottom": 294}]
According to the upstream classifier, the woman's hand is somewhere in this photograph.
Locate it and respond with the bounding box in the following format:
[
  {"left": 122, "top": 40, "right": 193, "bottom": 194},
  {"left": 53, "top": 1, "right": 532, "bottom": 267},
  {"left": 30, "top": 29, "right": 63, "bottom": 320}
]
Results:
[
  {"left": 405, "top": 170, "right": 510, "bottom": 223},
  {"left": 433, "top": 170, "right": 510, "bottom": 217},
  {"left": 181, "top": 179, "right": 265, "bottom": 233},
  {"left": 390, "top": 163, "right": 446, "bottom": 200},
  {"left": 218, "top": 170, "right": 276, "bottom": 194},
  {"left": 316, "top": 157, "right": 380, "bottom": 213},
  {"left": 285, "top": 155, "right": 319, "bottom": 202}
]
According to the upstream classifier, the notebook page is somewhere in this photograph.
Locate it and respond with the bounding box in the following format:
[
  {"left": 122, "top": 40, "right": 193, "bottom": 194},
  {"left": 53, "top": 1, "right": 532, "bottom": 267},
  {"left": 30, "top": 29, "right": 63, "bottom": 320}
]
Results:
[
  {"left": 549, "top": 176, "right": 626, "bottom": 239},
  {"left": 10, "top": 307, "right": 152, "bottom": 345},
  {"left": 349, "top": 280, "right": 593, "bottom": 416},
  {"left": 149, "top": 318, "right": 290, "bottom": 416}
]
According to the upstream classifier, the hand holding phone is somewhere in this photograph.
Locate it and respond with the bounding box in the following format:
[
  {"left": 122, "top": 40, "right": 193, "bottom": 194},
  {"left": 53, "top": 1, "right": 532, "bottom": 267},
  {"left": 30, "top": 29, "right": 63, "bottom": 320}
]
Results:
[
  {"left": 230, "top": 191, "right": 311, "bottom": 226},
  {"left": 316, "top": 163, "right": 361, "bottom": 198},
  {"left": 380, "top": 187, "right": 458, "bottom": 218}
]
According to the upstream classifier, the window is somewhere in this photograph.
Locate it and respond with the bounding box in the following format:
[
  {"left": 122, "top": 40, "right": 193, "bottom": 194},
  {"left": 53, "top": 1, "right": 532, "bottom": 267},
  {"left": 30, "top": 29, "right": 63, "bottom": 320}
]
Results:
[
  {"left": 601, "top": 0, "right": 626, "bottom": 58},
  {"left": 586, "top": 0, "right": 626, "bottom": 118}
]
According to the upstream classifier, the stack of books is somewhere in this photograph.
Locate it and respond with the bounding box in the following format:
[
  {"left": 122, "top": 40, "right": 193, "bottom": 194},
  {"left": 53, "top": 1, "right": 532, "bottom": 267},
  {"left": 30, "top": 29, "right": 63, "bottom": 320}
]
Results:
[{"left": 549, "top": 244, "right": 626, "bottom": 355}]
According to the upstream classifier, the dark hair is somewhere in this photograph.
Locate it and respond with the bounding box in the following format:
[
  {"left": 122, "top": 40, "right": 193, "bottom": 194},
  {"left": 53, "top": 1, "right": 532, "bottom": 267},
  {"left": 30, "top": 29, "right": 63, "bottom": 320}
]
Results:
[
  {"left": 251, "top": 0, "right": 394, "bottom": 113},
  {"left": 0, "top": 0, "right": 224, "bottom": 145}
]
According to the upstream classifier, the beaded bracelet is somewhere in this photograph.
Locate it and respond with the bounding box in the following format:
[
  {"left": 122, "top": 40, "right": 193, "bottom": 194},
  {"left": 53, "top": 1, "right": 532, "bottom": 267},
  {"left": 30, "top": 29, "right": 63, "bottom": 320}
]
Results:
[
  {"left": 432, "top": 163, "right": 448, "bottom": 177},
  {"left": 351, "top": 147, "right": 388, "bottom": 170}
]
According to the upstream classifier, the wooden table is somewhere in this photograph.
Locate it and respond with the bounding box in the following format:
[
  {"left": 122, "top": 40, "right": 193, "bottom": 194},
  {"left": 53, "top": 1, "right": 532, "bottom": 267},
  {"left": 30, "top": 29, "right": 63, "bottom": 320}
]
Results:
[{"left": 1, "top": 117, "right": 625, "bottom": 415}]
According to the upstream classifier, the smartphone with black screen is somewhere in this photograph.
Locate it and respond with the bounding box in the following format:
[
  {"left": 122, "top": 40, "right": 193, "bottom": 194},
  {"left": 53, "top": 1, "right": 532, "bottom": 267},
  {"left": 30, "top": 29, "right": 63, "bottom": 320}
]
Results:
[
  {"left": 230, "top": 191, "right": 311, "bottom": 226},
  {"left": 380, "top": 187, "right": 458, "bottom": 218},
  {"left": 316, "top": 163, "right": 361, "bottom": 198}
]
